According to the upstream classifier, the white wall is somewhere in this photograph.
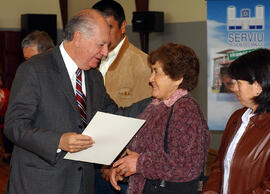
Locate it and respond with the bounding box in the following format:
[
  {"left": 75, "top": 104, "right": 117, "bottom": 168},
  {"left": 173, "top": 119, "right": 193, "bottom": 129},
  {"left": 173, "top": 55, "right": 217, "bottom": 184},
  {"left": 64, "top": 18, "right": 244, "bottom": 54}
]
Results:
[{"left": 0, "top": 0, "right": 62, "bottom": 29}]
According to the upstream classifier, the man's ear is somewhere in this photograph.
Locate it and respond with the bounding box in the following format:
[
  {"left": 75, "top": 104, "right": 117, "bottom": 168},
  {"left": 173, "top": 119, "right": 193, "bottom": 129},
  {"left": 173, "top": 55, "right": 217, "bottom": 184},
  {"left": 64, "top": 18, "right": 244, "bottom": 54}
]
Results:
[
  {"left": 120, "top": 20, "right": 126, "bottom": 35},
  {"left": 73, "top": 31, "right": 82, "bottom": 47}
]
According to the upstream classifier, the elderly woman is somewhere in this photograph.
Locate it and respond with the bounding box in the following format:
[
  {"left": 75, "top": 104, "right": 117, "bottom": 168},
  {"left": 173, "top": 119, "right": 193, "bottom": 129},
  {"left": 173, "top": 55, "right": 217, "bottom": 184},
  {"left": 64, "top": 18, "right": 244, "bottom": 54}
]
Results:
[
  {"left": 203, "top": 48, "right": 270, "bottom": 194},
  {"left": 110, "top": 43, "right": 210, "bottom": 194}
]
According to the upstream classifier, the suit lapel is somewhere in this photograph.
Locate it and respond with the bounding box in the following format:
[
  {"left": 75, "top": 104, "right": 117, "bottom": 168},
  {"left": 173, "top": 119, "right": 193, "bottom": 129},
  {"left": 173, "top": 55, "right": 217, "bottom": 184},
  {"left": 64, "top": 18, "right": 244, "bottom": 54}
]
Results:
[
  {"left": 51, "top": 47, "right": 79, "bottom": 114},
  {"left": 85, "top": 70, "right": 95, "bottom": 121}
]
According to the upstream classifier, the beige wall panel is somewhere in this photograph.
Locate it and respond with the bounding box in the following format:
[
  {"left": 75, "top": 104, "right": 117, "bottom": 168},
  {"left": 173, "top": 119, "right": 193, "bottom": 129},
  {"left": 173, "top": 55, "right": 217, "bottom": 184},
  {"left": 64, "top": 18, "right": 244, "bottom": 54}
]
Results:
[
  {"left": 0, "top": 0, "right": 62, "bottom": 29},
  {"left": 68, "top": 0, "right": 93, "bottom": 19},
  {"left": 69, "top": 0, "right": 206, "bottom": 24},
  {"left": 149, "top": 0, "right": 207, "bottom": 23},
  {"left": 68, "top": 0, "right": 136, "bottom": 24},
  {"left": 0, "top": 0, "right": 207, "bottom": 28}
]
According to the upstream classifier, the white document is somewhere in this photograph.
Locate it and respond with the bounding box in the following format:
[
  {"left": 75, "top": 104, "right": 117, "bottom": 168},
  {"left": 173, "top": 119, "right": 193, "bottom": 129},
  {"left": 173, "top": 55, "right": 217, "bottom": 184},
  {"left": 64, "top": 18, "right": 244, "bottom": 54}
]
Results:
[{"left": 64, "top": 111, "right": 145, "bottom": 165}]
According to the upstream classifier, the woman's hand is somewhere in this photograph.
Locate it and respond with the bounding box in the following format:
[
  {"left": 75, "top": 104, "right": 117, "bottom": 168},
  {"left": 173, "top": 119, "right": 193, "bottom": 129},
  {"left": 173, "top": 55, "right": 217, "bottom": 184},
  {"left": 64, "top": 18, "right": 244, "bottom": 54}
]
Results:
[
  {"left": 113, "top": 149, "right": 138, "bottom": 177},
  {"left": 100, "top": 165, "right": 112, "bottom": 181},
  {"left": 110, "top": 167, "right": 124, "bottom": 190}
]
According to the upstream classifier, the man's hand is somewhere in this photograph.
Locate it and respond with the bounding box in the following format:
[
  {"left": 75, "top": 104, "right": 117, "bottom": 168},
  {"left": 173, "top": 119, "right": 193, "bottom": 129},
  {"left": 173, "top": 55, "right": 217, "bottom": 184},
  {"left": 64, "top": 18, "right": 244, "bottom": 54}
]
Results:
[{"left": 58, "top": 132, "right": 94, "bottom": 152}]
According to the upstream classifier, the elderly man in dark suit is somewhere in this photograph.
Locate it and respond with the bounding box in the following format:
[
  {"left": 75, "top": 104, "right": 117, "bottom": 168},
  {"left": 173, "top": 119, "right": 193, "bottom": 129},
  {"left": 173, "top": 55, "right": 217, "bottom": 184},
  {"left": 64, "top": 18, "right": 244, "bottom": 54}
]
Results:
[{"left": 4, "top": 9, "right": 149, "bottom": 194}]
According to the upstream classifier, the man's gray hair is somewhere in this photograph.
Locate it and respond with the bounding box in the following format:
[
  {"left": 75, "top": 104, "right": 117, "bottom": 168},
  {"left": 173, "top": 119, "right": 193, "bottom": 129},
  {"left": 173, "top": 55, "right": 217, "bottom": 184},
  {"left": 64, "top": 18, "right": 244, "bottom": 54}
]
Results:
[
  {"left": 64, "top": 13, "right": 96, "bottom": 41},
  {"left": 21, "top": 30, "right": 55, "bottom": 52}
]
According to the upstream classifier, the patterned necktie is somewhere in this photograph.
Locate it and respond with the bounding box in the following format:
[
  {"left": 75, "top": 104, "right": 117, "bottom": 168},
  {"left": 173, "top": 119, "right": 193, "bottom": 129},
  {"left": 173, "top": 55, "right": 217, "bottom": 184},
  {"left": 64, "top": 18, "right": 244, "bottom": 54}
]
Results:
[{"left": 76, "top": 68, "right": 87, "bottom": 128}]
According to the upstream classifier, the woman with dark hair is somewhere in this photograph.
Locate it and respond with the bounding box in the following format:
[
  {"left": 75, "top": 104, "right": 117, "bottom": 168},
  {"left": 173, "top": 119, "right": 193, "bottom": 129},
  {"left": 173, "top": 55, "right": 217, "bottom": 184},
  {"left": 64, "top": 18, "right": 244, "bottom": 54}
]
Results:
[
  {"left": 203, "top": 48, "right": 270, "bottom": 194},
  {"left": 110, "top": 43, "right": 210, "bottom": 194}
]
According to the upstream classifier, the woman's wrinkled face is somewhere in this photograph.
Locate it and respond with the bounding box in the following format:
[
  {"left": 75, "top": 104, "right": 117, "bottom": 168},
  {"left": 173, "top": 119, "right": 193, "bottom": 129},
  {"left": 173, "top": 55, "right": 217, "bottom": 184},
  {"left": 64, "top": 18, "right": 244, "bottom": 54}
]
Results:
[
  {"left": 149, "top": 61, "right": 182, "bottom": 101},
  {"left": 232, "top": 79, "right": 262, "bottom": 111}
]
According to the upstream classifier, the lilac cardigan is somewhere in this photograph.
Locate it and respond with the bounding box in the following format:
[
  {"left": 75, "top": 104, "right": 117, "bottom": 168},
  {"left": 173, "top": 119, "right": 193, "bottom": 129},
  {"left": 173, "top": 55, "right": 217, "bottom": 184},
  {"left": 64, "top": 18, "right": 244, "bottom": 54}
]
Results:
[{"left": 126, "top": 92, "right": 210, "bottom": 194}]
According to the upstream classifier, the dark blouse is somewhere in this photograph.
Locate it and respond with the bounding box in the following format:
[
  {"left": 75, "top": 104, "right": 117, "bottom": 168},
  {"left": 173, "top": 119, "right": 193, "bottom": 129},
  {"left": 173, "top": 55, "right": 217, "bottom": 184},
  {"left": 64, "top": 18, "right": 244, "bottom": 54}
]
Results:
[{"left": 126, "top": 92, "right": 210, "bottom": 194}]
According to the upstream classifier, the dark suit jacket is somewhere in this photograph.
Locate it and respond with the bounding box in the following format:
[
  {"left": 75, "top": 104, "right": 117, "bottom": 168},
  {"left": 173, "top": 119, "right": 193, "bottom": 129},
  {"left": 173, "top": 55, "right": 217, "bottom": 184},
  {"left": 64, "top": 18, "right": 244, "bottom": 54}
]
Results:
[{"left": 4, "top": 46, "right": 150, "bottom": 194}]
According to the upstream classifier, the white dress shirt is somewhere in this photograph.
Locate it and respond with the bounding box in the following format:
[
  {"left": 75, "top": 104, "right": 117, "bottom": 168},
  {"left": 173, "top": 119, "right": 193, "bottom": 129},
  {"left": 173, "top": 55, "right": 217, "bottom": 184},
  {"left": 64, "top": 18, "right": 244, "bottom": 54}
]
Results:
[
  {"left": 56, "top": 43, "right": 87, "bottom": 153},
  {"left": 99, "top": 36, "right": 126, "bottom": 81},
  {"left": 59, "top": 42, "right": 86, "bottom": 96},
  {"left": 223, "top": 108, "right": 254, "bottom": 194}
]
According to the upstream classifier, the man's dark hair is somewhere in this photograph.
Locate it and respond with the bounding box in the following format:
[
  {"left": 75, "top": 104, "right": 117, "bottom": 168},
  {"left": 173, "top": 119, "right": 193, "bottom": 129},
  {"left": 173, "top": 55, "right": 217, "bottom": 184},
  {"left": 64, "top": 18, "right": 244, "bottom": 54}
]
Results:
[
  {"left": 92, "top": 0, "right": 126, "bottom": 28},
  {"left": 228, "top": 48, "right": 270, "bottom": 114}
]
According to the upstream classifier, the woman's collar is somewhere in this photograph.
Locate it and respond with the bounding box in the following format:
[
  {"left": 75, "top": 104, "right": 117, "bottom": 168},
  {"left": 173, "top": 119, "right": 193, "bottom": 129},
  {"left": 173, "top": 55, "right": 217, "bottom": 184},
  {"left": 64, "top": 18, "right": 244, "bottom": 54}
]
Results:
[{"left": 152, "top": 89, "right": 188, "bottom": 107}]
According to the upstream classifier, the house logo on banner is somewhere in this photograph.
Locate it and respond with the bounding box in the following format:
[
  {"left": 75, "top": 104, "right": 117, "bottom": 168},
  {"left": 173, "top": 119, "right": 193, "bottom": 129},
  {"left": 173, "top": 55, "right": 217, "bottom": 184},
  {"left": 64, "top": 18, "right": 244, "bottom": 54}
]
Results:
[
  {"left": 227, "top": 5, "right": 264, "bottom": 30},
  {"left": 227, "top": 5, "right": 264, "bottom": 47}
]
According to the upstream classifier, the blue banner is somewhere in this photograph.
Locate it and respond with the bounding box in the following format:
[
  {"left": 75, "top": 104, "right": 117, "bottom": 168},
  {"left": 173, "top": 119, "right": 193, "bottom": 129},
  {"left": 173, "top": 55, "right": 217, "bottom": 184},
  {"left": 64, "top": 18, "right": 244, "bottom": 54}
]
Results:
[{"left": 207, "top": 0, "right": 270, "bottom": 130}]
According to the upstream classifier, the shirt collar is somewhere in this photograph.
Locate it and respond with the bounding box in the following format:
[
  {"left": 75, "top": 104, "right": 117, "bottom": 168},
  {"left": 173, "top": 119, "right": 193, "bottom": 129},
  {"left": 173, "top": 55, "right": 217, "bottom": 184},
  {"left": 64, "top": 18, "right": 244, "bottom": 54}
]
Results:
[
  {"left": 151, "top": 89, "right": 188, "bottom": 107},
  {"left": 103, "top": 36, "right": 126, "bottom": 62},
  {"left": 241, "top": 108, "right": 255, "bottom": 124},
  {"left": 59, "top": 42, "right": 78, "bottom": 78}
]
